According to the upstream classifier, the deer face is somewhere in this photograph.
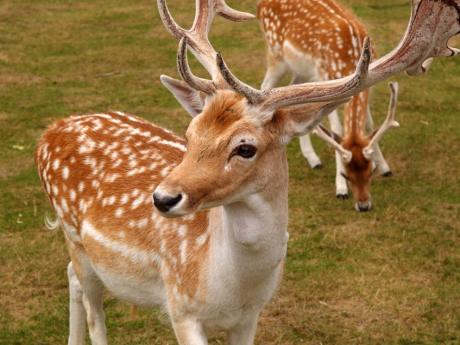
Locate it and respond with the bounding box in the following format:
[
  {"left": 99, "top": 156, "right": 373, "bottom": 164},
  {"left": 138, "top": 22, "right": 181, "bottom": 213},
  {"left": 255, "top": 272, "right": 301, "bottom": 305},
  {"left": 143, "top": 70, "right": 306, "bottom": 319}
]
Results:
[
  {"left": 153, "top": 91, "right": 283, "bottom": 217},
  {"left": 342, "top": 140, "right": 374, "bottom": 212}
]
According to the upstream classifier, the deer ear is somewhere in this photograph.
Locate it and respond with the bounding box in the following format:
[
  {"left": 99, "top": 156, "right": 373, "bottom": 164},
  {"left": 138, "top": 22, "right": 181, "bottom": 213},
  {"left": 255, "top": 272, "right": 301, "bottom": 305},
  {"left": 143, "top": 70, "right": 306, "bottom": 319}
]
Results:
[{"left": 160, "top": 75, "right": 205, "bottom": 117}]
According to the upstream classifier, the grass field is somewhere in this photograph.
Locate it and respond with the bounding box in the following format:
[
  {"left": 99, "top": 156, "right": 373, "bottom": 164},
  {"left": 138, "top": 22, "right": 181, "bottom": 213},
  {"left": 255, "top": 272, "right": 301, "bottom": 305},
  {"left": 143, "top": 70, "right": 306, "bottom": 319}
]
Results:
[{"left": 0, "top": 0, "right": 459, "bottom": 344}]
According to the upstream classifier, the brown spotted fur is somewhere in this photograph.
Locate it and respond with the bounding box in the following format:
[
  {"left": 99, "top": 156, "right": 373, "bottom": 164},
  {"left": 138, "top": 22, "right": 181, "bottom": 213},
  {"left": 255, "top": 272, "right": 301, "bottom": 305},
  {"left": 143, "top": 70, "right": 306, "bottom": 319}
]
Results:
[{"left": 35, "top": 111, "right": 211, "bottom": 301}]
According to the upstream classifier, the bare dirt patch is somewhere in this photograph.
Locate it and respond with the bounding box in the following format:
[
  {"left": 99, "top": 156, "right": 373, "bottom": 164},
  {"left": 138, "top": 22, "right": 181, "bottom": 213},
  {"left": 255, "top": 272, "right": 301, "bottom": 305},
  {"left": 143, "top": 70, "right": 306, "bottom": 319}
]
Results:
[
  {"left": 0, "top": 52, "right": 10, "bottom": 63},
  {"left": 0, "top": 158, "right": 32, "bottom": 180},
  {"left": 0, "top": 73, "right": 44, "bottom": 87}
]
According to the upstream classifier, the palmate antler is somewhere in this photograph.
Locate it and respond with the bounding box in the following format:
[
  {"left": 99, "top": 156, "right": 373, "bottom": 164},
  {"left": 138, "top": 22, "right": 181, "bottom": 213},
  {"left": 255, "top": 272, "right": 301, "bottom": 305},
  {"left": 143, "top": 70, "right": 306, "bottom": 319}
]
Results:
[
  {"left": 159, "top": 0, "right": 459, "bottom": 116},
  {"left": 370, "top": 0, "right": 460, "bottom": 80}
]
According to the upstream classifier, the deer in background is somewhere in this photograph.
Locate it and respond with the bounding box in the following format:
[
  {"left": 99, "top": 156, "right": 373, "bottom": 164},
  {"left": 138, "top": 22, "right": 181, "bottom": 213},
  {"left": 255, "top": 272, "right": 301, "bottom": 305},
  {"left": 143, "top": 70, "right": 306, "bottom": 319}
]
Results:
[
  {"left": 258, "top": 0, "right": 397, "bottom": 211},
  {"left": 35, "top": 0, "right": 459, "bottom": 343}
]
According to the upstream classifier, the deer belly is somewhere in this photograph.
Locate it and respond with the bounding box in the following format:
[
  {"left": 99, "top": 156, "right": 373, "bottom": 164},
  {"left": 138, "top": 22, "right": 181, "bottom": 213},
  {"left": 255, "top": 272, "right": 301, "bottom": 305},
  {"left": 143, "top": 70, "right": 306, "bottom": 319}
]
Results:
[
  {"left": 80, "top": 220, "right": 166, "bottom": 307},
  {"left": 283, "top": 40, "right": 324, "bottom": 81},
  {"left": 93, "top": 264, "right": 166, "bottom": 307}
]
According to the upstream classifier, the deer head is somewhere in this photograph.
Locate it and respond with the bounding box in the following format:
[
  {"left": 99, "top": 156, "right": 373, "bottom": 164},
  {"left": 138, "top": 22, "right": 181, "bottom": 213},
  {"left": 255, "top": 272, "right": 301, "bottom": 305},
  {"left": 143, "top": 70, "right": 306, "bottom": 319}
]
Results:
[{"left": 313, "top": 82, "right": 399, "bottom": 211}]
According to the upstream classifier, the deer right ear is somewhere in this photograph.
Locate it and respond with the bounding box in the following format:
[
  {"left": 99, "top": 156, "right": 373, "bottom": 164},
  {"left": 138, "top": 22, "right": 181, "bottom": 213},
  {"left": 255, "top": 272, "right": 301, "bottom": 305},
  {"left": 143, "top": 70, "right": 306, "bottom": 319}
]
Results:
[{"left": 160, "top": 75, "right": 205, "bottom": 117}]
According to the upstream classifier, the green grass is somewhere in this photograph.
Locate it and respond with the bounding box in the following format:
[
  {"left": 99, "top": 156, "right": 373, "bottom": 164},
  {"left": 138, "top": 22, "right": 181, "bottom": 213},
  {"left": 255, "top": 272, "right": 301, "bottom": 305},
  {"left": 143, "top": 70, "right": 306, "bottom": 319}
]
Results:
[{"left": 0, "top": 0, "right": 459, "bottom": 344}]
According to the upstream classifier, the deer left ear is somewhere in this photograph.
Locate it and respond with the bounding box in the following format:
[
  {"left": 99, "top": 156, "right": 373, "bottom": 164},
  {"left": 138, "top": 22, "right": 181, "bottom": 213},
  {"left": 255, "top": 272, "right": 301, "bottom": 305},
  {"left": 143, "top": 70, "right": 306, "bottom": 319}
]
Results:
[{"left": 160, "top": 75, "right": 205, "bottom": 117}]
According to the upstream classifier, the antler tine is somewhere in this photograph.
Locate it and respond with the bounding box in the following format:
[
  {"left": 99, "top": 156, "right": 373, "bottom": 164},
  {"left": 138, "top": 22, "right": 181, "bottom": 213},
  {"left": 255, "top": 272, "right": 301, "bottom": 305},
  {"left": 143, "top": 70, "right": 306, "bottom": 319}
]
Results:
[
  {"left": 157, "top": 0, "right": 210, "bottom": 60},
  {"left": 258, "top": 37, "right": 372, "bottom": 112},
  {"left": 215, "top": 0, "right": 256, "bottom": 22},
  {"left": 313, "top": 125, "right": 352, "bottom": 163},
  {"left": 157, "top": 0, "right": 187, "bottom": 40},
  {"left": 216, "top": 53, "right": 265, "bottom": 104},
  {"left": 191, "top": 0, "right": 215, "bottom": 37},
  {"left": 363, "top": 82, "right": 400, "bottom": 160},
  {"left": 177, "top": 38, "right": 216, "bottom": 95},
  {"left": 192, "top": 0, "right": 255, "bottom": 34}
]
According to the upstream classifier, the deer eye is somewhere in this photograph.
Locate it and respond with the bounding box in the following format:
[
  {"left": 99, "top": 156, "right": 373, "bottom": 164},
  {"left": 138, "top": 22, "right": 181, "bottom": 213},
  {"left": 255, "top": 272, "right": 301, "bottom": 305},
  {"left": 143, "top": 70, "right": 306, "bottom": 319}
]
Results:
[{"left": 231, "top": 144, "right": 257, "bottom": 159}]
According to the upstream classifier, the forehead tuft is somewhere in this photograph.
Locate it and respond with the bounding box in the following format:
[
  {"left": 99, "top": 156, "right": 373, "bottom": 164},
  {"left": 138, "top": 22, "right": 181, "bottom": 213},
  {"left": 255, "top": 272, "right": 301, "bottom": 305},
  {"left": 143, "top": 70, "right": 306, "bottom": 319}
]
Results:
[
  {"left": 193, "top": 91, "right": 248, "bottom": 135},
  {"left": 342, "top": 136, "right": 372, "bottom": 170}
]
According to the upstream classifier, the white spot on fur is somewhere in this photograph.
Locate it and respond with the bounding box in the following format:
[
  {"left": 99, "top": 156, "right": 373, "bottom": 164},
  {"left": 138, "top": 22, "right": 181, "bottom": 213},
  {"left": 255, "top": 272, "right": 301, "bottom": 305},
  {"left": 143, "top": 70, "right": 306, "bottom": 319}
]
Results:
[
  {"left": 61, "top": 198, "right": 69, "bottom": 213},
  {"left": 115, "top": 208, "right": 124, "bottom": 218},
  {"left": 179, "top": 240, "right": 188, "bottom": 264},
  {"left": 195, "top": 232, "right": 208, "bottom": 247},
  {"left": 177, "top": 225, "right": 187, "bottom": 238},
  {"left": 69, "top": 189, "right": 76, "bottom": 202},
  {"left": 78, "top": 182, "right": 85, "bottom": 193},
  {"left": 131, "top": 194, "right": 145, "bottom": 210},
  {"left": 62, "top": 166, "right": 69, "bottom": 180},
  {"left": 121, "top": 194, "right": 129, "bottom": 205},
  {"left": 137, "top": 218, "right": 148, "bottom": 228},
  {"left": 52, "top": 159, "right": 60, "bottom": 171}
]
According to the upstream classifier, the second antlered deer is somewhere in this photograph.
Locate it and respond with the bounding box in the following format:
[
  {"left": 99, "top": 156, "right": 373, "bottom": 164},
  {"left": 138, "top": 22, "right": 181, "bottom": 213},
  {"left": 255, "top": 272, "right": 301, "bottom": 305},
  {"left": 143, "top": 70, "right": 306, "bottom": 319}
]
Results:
[
  {"left": 35, "top": 0, "right": 459, "bottom": 344},
  {"left": 258, "top": 0, "right": 399, "bottom": 211}
]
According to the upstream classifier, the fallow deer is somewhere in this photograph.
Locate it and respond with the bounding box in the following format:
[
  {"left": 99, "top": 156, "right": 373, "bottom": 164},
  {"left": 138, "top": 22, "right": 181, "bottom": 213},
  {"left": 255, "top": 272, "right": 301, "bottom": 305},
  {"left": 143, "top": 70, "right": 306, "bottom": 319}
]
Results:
[
  {"left": 258, "top": 0, "right": 397, "bottom": 211},
  {"left": 35, "top": 0, "right": 459, "bottom": 344}
]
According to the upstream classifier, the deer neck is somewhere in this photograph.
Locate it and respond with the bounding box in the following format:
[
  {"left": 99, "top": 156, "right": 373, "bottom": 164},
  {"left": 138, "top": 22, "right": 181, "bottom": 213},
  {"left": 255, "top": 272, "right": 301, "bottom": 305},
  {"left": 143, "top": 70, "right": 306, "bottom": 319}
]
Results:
[
  {"left": 344, "top": 92, "right": 369, "bottom": 139},
  {"left": 209, "top": 148, "right": 289, "bottom": 278}
]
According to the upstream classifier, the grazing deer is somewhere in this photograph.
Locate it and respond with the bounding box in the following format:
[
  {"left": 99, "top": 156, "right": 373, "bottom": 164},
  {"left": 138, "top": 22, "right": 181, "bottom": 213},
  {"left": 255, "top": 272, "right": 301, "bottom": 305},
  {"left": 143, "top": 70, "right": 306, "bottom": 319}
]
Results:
[
  {"left": 35, "top": 0, "right": 459, "bottom": 344},
  {"left": 258, "top": 0, "right": 397, "bottom": 211}
]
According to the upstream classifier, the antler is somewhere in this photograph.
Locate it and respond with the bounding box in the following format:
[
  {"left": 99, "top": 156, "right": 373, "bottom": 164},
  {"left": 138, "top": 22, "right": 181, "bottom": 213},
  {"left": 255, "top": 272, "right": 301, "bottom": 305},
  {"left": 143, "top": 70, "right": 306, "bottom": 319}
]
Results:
[
  {"left": 160, "top": 0, "right": 458, "bottom": 117},
  {"left": 217, "top": 37, "right": 372, "bottom": 106},
  {"left": 312, "top": 82, "right": 399, "bottom": 162},
  {"left": 219, "top": 0, "right": 459, "bottom": 112},
  {"left": 158, "top": 0, "right": 255, "bottom": 92},
  {"left": 312, "top": 125, "right": 352, "bottom": 163},
  {"left": 363, "top": 82, "right": 400, "bottom": 160}
]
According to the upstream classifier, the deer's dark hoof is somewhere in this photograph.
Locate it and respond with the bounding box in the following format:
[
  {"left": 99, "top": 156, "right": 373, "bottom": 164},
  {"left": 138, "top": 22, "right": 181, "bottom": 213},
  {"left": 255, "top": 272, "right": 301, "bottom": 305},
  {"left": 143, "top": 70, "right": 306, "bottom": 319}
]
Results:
[
  {"left": 382, "top": 171, "right": 393, "bottom": 177},
  {"left": 312, "top": 164, "right": 323, "bottom": 170},
  {"left": 336, "top": 193, "right": 349, "bottom": 200}
]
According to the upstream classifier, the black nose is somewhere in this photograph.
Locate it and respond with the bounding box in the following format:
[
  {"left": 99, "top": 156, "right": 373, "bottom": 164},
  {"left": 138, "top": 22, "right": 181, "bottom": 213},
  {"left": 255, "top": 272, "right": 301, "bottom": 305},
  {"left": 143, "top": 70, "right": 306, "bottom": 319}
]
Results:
[
  {"left": 357, "top": 203, "right": 371, "bottom": 212},
  {"left": 153, "top": 193, "right": 182, "bottom": 213}
]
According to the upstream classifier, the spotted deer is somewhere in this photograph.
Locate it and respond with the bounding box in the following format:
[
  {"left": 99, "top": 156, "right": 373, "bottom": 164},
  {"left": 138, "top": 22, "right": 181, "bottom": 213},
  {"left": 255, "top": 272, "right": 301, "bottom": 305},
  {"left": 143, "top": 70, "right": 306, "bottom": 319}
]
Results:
[
  {"left": 258, "top": 0, "right": 398, "bottom": 211},
  {"left": 35, "top": 0, "right": 459, "bottom": 344}
]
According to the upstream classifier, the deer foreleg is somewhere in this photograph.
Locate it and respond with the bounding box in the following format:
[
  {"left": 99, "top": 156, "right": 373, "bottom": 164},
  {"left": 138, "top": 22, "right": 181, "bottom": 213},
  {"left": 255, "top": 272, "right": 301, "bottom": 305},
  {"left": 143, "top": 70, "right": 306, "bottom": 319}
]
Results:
[
  {"left": 82, "top": 288, "right": 106, "bottom": 345},
  {"left": 261, "top": 54, "right": 287, "bottom": 90},
  {"left": 171, "top": 318, "right": 208, "bottom": 345},
  {"left": 67, "top": 262, "right": 87, "bottom": 345},
  {"left": 227, "top": 311, "right": 260, "bottom": 345},
  {"left": 72, "top": 260, "right": 107, "bottom": 345},
  {"left": 299, "top": 134, "right": 323, "bottom": 169},
  {"left": 328, "top": 110, "right": 349, "bottom": 198}
]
